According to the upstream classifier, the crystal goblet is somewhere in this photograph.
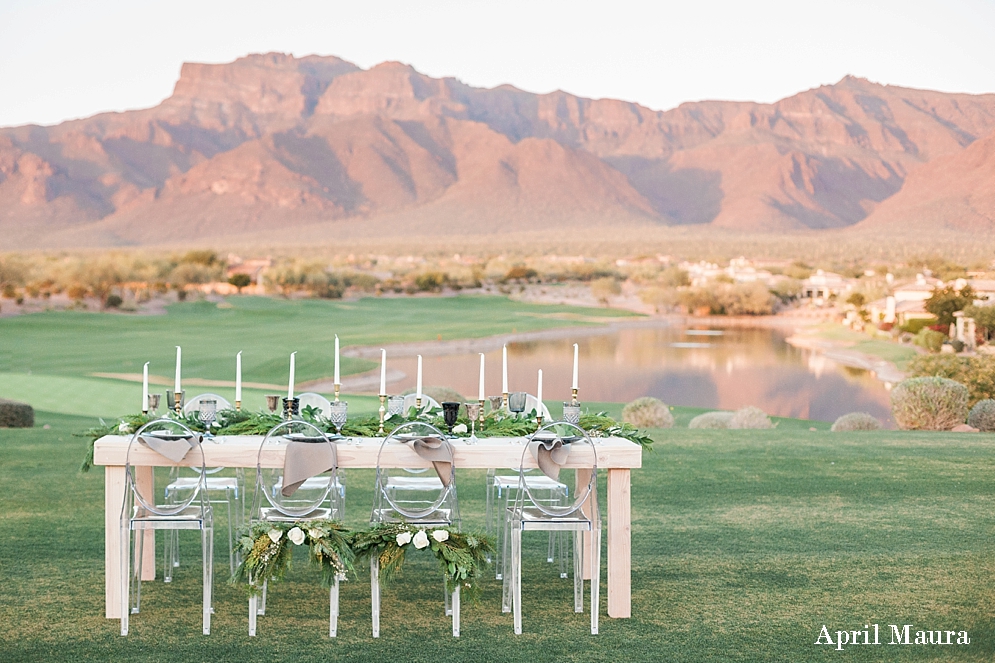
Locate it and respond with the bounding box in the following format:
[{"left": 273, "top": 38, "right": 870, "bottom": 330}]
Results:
[{"left": 464, "top": 402, "right": 481, "bottom": 442}]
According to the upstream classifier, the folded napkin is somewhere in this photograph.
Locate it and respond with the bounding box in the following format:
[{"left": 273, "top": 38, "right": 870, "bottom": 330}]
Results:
[
  {"left": 529, "top": 435, "right": 570, "bottom": 481},
  {"left": 282, "top": 441, "right": 337, "bottom": 497},
  {"left": 401, "top": 436, "right": 454, "bottom": 487},
  {"left": 139, "top": 433, "right": 200, "bottom": 463}
]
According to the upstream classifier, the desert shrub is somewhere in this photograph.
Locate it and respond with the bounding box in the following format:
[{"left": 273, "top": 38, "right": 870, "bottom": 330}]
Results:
[
  {"left": 414, "top": 272, "right": 448, "bottom": 292},
  {"left": 66, "top": 283, "right": 88, "bottom": 300},
  {"left": 104, "top": 294, "right": 123, "bottom": 309},
  {"left": 0, "top": 399, "right": 34, "bottom": 428},
  {"left": 688, "top": 411, "right": 734, "bottom": 429},
  {"left": 967, "top": 399, "right": 995, "bottom": 432},
  {"left": 899, "top": 318, "right": 937, "bottom": 335},
  {"left": 831, "top": 412, "right": 883, "bottom": 432},
  {"left": 906, "top": 354, "right": 995, "bottom": 407},
  {"left": 591, "top": 277, "right": 621, "bottom": 304},
  {"left": 621, "top": 397, "right": 674, "bottom": 429},
  {"left": 913, "top": 328, "right": 946, "bottom": 352},
  {"left": 891, "top": 376, "right": 968, "bottom": 430},
  {"left": 228, "top": 273, "right": 252, "bottom": 291},
  {"left": 423, "top": 386, "right": 465, "bottom": 404},
  {"left": 729, "top": 406, "right": 773, "bottom": 429},
  {"left": 503, "top": 266, "right": 538, "bottom": 282}
]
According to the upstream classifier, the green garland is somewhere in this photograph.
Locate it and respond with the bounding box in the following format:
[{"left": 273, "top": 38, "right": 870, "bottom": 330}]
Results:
[
  {"left": 231, "top": 519, "right": 354, "bottom": 594},
  {"left": 348, "top": 523, "right": 493, "bottom": 599}
]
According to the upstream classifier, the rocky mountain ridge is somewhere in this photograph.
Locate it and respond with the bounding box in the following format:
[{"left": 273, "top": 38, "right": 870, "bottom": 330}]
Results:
[{"left": 2, "top": 52, "right": 993, "bottom": 249}]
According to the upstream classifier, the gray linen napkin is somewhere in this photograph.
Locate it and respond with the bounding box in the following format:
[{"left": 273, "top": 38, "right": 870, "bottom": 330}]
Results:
[
  {"left": 403, "top": 436, "right": 454, "bottom": 487},
  {"left": 282, "top": 441, "right": 337, "bottom": 497},
  {"left": 529, "top": 436, "right": 570, "bottom": 481},
  {"left": 139, "top": 433, "right": 199, "bottom": 463}
]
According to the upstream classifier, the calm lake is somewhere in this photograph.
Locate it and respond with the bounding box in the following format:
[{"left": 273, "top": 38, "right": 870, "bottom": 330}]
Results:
[{"left": 394, "top": 324, "right": 894, "bottom": 426}]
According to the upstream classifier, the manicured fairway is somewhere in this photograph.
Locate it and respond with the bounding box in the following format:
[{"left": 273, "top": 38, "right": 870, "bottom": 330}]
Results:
[
  {"left": 0, "top": 294, "right": 634, "bottom": 386},
  {"left": 2, "top": 413, "right": 992, "bottom": 662}
]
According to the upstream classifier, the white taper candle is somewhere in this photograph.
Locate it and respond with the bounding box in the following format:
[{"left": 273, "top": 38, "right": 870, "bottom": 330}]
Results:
[
  {"left": 379, "top": 349, "right": 387, "bottom": 396},
  {"left": 334, "top": 335, "right": 340, "bottom": 386},
  {"left": 572, "top": 343, "right": 579, "bottom": 390},
  {"left": 502, "top": 345, "right": 508, "bottom": 393},
  {"left": 416, "top": 355, "right": 423, "bottom": 400},
  {"left": 537, "top": 369, "right": 543, "bottom": 406},
  {"left": 142, "top": 362, "right": 149, "bottom": 412},
  {"left": 478, "top": 353, "right": 486, "bottom": 401},
  {"left": 174, "top": 346, "right": 181, "bottom": 394},
  {"left": 288, "top": 351, "right": 296, "bottom": 399},
  {"left": 235, "top": 351, "right": 242, "bottom": 402}
]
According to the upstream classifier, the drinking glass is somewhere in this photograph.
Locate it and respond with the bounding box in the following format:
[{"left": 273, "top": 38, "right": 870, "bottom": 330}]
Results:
[
  {"left": 266, "top": 395, "right": 280, "bottom": 413},
  {"left": 562, "top": 402, "right": 581, "bottom": 425},
  {"left": 387, "top": 395, "right": 404, "bottom": 418},
  {"left": 508, "top": 391, "right": 527, "bottom": 415},
  {"left": 329, "top": 401, "right": 348, "bottom": 436},
  {"left": 282, "top": 397, "right": 299, "bottom": 420},
  {"left": 148, "top": 393, "right": 161, "bottom": 414},
  {"left": 464, "top": 402, "right": 481, "bottom": 442},
  {"left": 442, "top": 401, "right": 461, "bottom": 436},
  {"left": 199, "top": 399, "right": 217, "bottom": 435},
  {"left": 489, "top": 395, "right": 504, "bottom": 414}
]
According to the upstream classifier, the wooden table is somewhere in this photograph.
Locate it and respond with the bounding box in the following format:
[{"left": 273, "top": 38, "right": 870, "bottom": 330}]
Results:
[{"left": 94, "top": 435, "right": 641, "bottom": 620}]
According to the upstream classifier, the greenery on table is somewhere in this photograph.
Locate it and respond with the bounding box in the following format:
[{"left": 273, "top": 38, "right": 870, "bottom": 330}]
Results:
[
  {"left": 231, "top": 520, "right": 353, "bottom": 595},
  {"left": 348, "top": 523, "right": 493, "bottom": 599}
]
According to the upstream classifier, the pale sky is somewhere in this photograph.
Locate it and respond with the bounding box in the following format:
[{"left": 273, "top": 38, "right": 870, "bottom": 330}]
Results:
[{"left": 1, "top": 0, "right": 993, "bottom": 128}]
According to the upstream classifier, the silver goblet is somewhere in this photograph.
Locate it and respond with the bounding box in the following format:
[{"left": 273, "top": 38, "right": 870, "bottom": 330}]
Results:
[
  {"left": 329, "top": 401, "right": 348, "bottom": 438},
  {"left": 464, "top": 402, "right": 481, "bottom": 442}
]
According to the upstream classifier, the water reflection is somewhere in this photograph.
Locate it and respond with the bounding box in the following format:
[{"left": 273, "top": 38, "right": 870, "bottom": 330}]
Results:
[{"left": 388, "top": 325, "right": 894, "bottom": 426}]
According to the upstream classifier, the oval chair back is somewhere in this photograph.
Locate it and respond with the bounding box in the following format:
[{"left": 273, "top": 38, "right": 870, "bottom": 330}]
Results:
[
  {"left": 124, "top": 418, "right": 206, "bottom": 518},
  {"left": 374, "top": 420, "right": 459, "bottom": 525},
  {"left": 517, "top": 421, "right": 597, "bottom": 520},
  {"left": 254, "top": 420, "right": 338, "bottom": 519}
]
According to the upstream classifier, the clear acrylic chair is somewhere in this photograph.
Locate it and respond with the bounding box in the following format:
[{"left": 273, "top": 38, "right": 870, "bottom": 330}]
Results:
[
  {"left": 485, "top": 393, "right": 563, "bottom": 578},
  {"left": 120, "top": 418, "right": 213, "bottom": 636},
  {"left": 166, "top": 393, "right": 242, "bottom": 577},
  {"left": 247, "top": 420, "right": 344, "bottom": 637},
  {"left": 370, "top": 420, "right": 462, "bottom": 637},
  {"left": 504, "top": 421, "right": 601, "bottom": 635}
]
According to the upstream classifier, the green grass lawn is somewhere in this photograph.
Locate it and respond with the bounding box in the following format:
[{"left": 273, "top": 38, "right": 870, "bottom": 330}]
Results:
[
  {"left": 0, "top": 294, "right": 634, "bottom": 383},
  {"left": 2, "top": 413, "right": 993, "bottom": 662},
  {"left": 812, "top": 324, "right": 918, "bottom": 371}
]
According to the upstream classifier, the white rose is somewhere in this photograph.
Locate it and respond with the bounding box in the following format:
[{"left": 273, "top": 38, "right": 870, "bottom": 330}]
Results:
[
  {"left": 287, "top": 526, "right": 305, "bottom": 545},
  {"left": 453, "top": 423, "right": 468, "bottom": 434},
  {"left": 412, "top": 530, "right": 430, "bottom": 549},
  {"left": 308, "top": 528, "right": 323, "bottom": 540},
  {"left": 395, "top": 531, "right": 413, "bottom": 546},
  {"left": 267, "top": 529, "right": 283, "bottom": 543},
  {"left": 432, "top": 529, "right": 449, "bottom": 542}
]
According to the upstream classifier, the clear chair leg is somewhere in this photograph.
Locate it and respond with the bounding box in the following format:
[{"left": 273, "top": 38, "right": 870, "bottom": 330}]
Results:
[
  {"left": 163, "top": 529, "right": 173, "bottom": 583},
  {"left": 120, "top": 526, "right": 130, "bottom": 636},
  {"left": 259, "top": 580, "right": 267, "bottom": 615},
  {"left": 573, "top": 530, "right": 583, "bottom": 613},
  {"left": 133, "top": 528, "right": 144, "bottom": 615},
  {"left": 501, "top": 527, "right": 513, "bottom": 613},
  {"left": 248, "top": 591, "right": 257, "bottom": 636},
  {"left": 452, "top": 586, "right": 460, "bottom": 637},
  {"left": 547, "top": 530, "right": 556, "bottom": 563},
  {"left": 203, "top": 525, "right": 213, "bottom": 635},
  {"left": 225, "top": 490, "right": 235, "bottom": 576},
  {"left": 329, "top": 576, "right": 339, "bottom": 638},
  {"left": 484, "top": 470, "right": 495, "bottom": 564},
  {"left": 512, "top": 525, "right": 522, "bottom": 635},
  {"left": 371, "top": 557, "right": 380, "bottom": 638},
  {"left": 444, "top": 574, "right": 452, "bottom": 616},
  {"left": 591, "top": 527, "right": 601, "bottom": 635}
]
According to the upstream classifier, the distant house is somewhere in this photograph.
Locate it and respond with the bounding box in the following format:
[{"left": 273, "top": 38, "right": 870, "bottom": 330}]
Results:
[
  {"left": 892, "top": 274, "right": 943, "bottom": 303},
  {"left": 801, "top": 270, "right": 849, "bottom": 299}
]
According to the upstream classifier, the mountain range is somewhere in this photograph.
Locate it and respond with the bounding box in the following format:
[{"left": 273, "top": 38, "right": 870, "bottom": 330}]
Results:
[{"left": 1, "top": 52, "right": 994, "bottom": 249}]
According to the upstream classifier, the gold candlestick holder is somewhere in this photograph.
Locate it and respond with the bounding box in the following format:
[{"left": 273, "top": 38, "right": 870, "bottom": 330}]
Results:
[
  {"left": 378, "top": 394, "right": 387, "bottom": 436},
  {"left": 333, "top": 384, "right": 340, "bottom": 403},
  {"left": 536, "top": 414, "right": 544, "bottom": 428},
  {"left": 502, "top": 391, "right": 509, "bottom": 411},
  {"left": 235, "top": 400, "right": 242, "bottom": 412},
  {"left": 571, "top": 388, "right": 578, "bottom": 406},
  {"left": 416, "top": 396, "right": 422, "bottom": 409},
  {"left": 478, "top": 398, "right": 486, "bottom": 424},
  {"left": 174, "top": 391, "right": 183, "bottom": 416}
]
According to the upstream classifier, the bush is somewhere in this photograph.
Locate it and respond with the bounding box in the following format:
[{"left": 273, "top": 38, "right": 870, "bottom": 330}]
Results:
[
  {"left": 423, "top": 386, "right": 465, "bottom": 404},
  {"left": 891, "top": 377, "right": 968, "bottom": 430},
  {"left": 831, "top": 412, "right": 883, "bottom": 432},
  {"left": 729, "top": 406, "right": 773, "bottom": 429},
  {"left": 688, "top": 411, "right": 734, "bottom": 429},
  {"left": 906, "top": 354, "right": 995, "bottom": 407},
  {"left": 967, "top": 399, "right": 995, "bottom": 432},
  {"left": 900, "top": 318, "right": 937, "bottom": 335},
  {"left": 104, "top": 294, "right": 123, "bottom": 309},
  {"left": 228, "top": 273, "right": 252, "bottom": 292},
  {"left": 913, "top": 328, "right": 946, "bottom": 352},
  {"left": 0, "top": 399, "right": 34, "bottom": 428},
  {"left": 621, "top": 397, "right": 674, "bottom": 429}
]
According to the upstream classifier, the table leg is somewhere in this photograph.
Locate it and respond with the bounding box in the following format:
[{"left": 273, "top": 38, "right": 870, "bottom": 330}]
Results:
[
  {"left": 607, "top": 468, "right": 631, "bottom": 618},
  {"left": 105, "top": 466, "right": 125, "bottom": 619},
  {"left": 576, "top": 468, "right": 595, "bottom": 580},
  {"left": 134, "top": 466, "right": 156, "bottom": 581}
]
